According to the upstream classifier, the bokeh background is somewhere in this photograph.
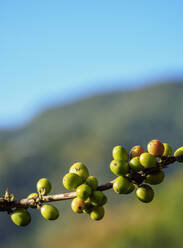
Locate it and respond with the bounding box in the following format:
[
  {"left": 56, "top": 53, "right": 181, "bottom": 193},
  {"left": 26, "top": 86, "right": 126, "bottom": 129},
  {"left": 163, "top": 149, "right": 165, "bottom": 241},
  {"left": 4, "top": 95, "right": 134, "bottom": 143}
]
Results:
[{"left": 1, "top": 1, "right": 183, "bottom": 248}]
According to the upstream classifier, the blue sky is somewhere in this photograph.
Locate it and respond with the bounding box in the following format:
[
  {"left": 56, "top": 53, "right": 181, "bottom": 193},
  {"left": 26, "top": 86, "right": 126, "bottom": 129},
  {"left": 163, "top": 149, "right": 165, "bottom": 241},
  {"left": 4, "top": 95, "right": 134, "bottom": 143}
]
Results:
[{"left": 0, "top": 1, "right": 183, "bottom": 127}]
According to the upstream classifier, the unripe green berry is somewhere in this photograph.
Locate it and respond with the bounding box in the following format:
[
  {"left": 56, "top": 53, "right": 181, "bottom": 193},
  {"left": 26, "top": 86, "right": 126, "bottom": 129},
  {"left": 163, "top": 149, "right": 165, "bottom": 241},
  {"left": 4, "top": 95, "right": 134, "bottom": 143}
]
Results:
[
  {"left": 83, "top": 202, "right": 94, "bottom": 214},
  {"left": 86, "top": 176, "right": 98, "bottom": 190},
  {"left": 129, "top": 157, "right": 144, "bottom": 172},
  {"left": 136, "top": 184, "right": 154, "bottom": 203},
  {"left": 130, "top": 145, "right": 145, "bottom": 159},
  {"left": 140, "top": 153, "right": 157, "bottom": 168},
  {"left": 27, "top": 193, "right": 38, "bottom": 199},
  {"left": 174, "top": 147, "right": 183, "bottom": 162},
  {"left": 110, "top": 160, "right": 129, "bottom": 176},
  {"left": 100, "top": 194, "right": 108, "bottom": 205},
  {"left": 162, "top": 143, "right": 172, "bottom": 157},
  {"left": 11, "top": 208, "right": 31, "bottom": 227},
  {"left": 124, "top": 183, "right": 135, "bottom": 194},
  {"left": 69, "top": 162, "right": 89, "bottom": 182},
  {"left": 90, "top": 206, "right": 105, "bottom": 221},
  {"left": 147, "top": 139, "right": 164, "bottom": 157},
  {"left": 113, "top": 176, "right": 134, "bottom": 194},
  {"left": 63, "top": 173, "right": 82, "bottom": 191},
  {"left": 112, "top": 145, "right": 129, "bottom": 162},
  {"left": 40, "top": 204, "right": 59, "bottom": 220},
  {"left": 145, "top": 170, "right": 165, "bottom": 185},
  {"left": 76, "top": 184, "right": 92, "bottom": 200},
  {"left": 36, "top": 178, "right": 52, "bottom": 195},
  {"left": 90, "top": 191, "right": 106, "bottom": 206},
  {"left": 71, "top": 197, "right": 85, "bottom": 213}
]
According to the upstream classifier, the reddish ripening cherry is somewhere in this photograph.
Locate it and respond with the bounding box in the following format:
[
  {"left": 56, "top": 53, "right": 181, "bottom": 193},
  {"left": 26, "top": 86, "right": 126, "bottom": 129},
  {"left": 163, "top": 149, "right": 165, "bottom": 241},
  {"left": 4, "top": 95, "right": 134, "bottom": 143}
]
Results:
[
  {"left": 147, "top": 139, "right": 164, "bottom": 157},
  {"left": 71, "top": 197, "right": 85, "bottom": 213},
  {"left": 130, "top": 145, "right": 145, "bottom": 159}
]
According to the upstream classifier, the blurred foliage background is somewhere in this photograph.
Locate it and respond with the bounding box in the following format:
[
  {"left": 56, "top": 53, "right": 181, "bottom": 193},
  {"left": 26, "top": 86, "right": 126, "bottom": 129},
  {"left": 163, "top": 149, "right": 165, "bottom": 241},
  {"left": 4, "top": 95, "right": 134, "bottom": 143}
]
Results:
[{"left": 0, "top": 81, "right": 183, "bottom": 248}]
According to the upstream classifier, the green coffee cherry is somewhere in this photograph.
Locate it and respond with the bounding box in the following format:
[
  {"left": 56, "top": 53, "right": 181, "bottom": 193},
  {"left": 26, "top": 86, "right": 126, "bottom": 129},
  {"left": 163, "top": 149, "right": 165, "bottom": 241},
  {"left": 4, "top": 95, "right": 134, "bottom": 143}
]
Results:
[
  {"left": 40, "top": 204, "right": 59, "bottom": 220},
  {"left": 63, "top": 173, "right": 82, "bottom": 191},
  {"left": 145, "top": 170, "right": 165, "bottom": 185},
  {"left": 136, "top": 184, "right": 154, "bottom": 203},
  {"left": 139, "top": 153, "right": 157, "bottom": 168},
  {"left": 90, "top": 191, "right": 106, "bottom": 206},
  {"left": 36, "top": 178, "right": 52, "bottom": 195},
  {"left": 112, "top": 145, "right": 129, "bottom": 162},
  {"left": 162, "top": 143, "right": 172, "bottom": 157},
  {"left": 124, "top": 184, "right": 135, "bottom": 194},
  {"left": 130, "top": 145, "right": 145, "bottom": 159},
  {"left": 69, "top": 162, "right": 89, "bottom": 182},
  {"left": 129, "top": 157, "right": 144, "bottom": 172},
  {"left": 27, "top": 193, "right": 38, "bottom": 199},
  {"left": 76, "top": 184, "right": 92, "bottom": 200},
  {"left": 174, "top": 147, "right": 183, "bottom": 162},
  {"left": 113, "top": 176, "right": 134, "bottom": 194},
  {"left": 147, "top": 139, "right": 164, "bottom": 157},
  {"left": 71, "top": 197, "right": 85, "bottom": 213},
  {"left": 11, "top": 208, "right": 31, "bottom": 227},
  {"left": 90, "top": 206, "right": 105, "bottom": 221},
  {"left": 83, "top": 202, "right": 94, "bottom": 214},
  {"left": 86, "top": 176, "right": 98, "bottom": 190},
  {"left": 110, "top": 160, "right": 129, "bottom": 176}
]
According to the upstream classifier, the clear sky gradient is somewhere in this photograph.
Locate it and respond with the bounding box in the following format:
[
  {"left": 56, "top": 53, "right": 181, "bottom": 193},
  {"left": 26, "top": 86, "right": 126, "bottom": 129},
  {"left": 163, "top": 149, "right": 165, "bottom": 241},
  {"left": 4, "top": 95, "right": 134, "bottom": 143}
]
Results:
[{"left": 0, "top": 1, "right": 183, "bottom": 127}]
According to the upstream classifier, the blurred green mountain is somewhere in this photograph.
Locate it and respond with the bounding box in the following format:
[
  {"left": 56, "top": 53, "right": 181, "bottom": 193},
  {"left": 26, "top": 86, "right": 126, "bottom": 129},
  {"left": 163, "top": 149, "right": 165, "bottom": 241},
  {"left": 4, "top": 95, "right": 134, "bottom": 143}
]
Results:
[{"left": 0, "top": 80, "right": 183, "bottom": 248}]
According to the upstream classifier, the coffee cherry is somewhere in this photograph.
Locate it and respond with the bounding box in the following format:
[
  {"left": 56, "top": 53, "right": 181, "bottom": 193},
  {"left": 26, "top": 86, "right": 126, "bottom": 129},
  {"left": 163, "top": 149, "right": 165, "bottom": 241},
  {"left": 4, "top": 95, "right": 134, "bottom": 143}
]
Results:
[
  {"left": 63, "top": 173, "right": 82, "bottom": 191},
  {"left": 83, "top": 202, "right": 94, "bottom": 214},
  {"left": 130, "top": 145, "right": 145, "bottom": 159},
  {"left": 129, "top": 157, "right": 143, "bottom": 172},
  {"left": 71, "top": 197, "right": 85, "bottom": 213},
  {"left": 162, "top": 143, "right": 172, "bottom": 157},
  {"left": 76, "top": 184, "right": 92, "bottom": 200},
  {"left": 36, "top": 178, "right": 52, "bottom": 195},
  {"left": 11, "top": 208, "right": 31, "bottom": 227},
  {"left": 174, "top": 147, "right": 183, "bottom": 162},
  {"left": 139, "top": 153, "right": 157, "bottom": 168},
  {"left": 110, "top": 160, "right": 129, "bottom": 176},
  {"left": 145, "top": 170, "right": 165, "bottom": 185},
  {"left": 147, "top": 139, "right": 164, "bottom": 157},
  {"left": 136, "top": 184, "right": 154, "bottom": 203},
  {"left": 113, "top": 176, "right": 134, "bottom": 194},
  {"left": 86, "top": 176, "right": 98, "bottom": 190},
  {"left": 40, "top": 204, "right": 59, "bottom": 220},
  {"left": 27, "top": 193, "right": 38, "bottom": 199},
  {"left": 124, "top": 184, "right": 135, "bottom": 194},
  {"left": 90, "top": 191, "right": 106, "bottom": 206},
  {"left": 90, "top": 206, "right": 105, "bottom": 221},
  {"left": 112, "top": 145, "right": 129, "bottom": 162},
  {"left": 69, "top": 162, "right": 89, "bottom": 182}
]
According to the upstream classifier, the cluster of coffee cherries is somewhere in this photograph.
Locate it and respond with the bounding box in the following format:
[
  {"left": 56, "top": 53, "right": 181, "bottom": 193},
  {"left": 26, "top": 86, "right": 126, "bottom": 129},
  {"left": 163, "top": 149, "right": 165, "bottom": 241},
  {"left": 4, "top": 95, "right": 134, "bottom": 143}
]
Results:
[
  {"left": 63, "top": 162, "right": 107, "bottom": 221},
  {"left": 110, "top": 140, "right": 183, "bottom": 203},
  {"left": 7, "top": 140, "right": 183, "bottom": 227},
  {"left": 10, "top": 178, "right": 59, "bottom": 226}
]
